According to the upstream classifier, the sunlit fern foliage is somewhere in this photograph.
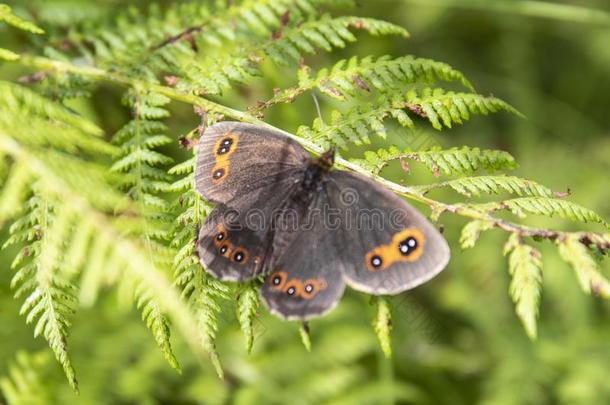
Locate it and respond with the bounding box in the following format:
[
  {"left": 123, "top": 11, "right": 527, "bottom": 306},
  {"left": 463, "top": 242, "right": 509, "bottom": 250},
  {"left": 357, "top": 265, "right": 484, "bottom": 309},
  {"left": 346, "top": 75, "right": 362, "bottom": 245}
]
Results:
[{"left": 0, "top": 0, "right": 608, "bottom": 392}]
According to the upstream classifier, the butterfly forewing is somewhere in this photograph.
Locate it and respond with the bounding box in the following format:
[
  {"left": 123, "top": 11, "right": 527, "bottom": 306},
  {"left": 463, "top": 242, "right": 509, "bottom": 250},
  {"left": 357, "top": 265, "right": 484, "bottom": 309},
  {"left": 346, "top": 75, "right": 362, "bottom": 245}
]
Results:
[{"left": 195, "top": 122, "right": 309, "bottom": 204}]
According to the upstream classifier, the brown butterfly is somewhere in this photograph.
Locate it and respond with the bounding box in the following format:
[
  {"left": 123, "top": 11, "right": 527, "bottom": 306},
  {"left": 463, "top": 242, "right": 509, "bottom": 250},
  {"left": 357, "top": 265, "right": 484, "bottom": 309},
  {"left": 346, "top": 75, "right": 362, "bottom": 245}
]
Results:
[{"left": 194, "top": 122, "right": 450, "bottom": 320}]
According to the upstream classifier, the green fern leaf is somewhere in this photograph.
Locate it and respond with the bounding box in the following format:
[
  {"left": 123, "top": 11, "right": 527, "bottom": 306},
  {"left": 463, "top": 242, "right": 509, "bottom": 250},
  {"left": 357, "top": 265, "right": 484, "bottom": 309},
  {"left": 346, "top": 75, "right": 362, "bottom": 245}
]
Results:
[
  {"left": 504, "top": 197, "right": 608, "bottom": 226},
  {"left": 406, "top": 88, "right": 522, "bottom": 130},
  {"left": 237, "top": 283, "right": 261, "bottom": 353},
  {"left": 299, "top": 323, "right": 312, "bottom": 352},
  {"left": 352, "top": 146, "right": 517, "bottom": 176},
  {"left": 504, "top": 234, "right": 543, "bottom": 340},
  {"left": 0, "top": 4, "right": 44, "bottom": 34},
  {"left": 372, "top": 297, "right": 392, "bottom": 358},
  {"left": 268, "top": 54, "right": 472, "bottom": 108},
  {"left": 0, "top": 47, "right": 19, "bottom": 61},
  {"left": 558, "top": 235, "right": 610, "bottom": 298},
  {"left": 416, "top": 175, "right": 552, "bottom": 197},
  {"left": 0, "top": 351, "right": 52, "bottom": 404},
  {"left": 6, "top": 196, "right": 79, "bottom": 391},
  {"left": 460, "top": 220, "right": 493, "bottom": 249}
]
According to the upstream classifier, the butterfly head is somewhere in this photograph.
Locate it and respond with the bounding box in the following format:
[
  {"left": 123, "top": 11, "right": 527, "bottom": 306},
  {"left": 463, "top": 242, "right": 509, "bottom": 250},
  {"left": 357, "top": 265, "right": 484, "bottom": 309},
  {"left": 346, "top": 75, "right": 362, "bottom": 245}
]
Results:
[{"left": 314, "top": 148, "right": 336, "bottom": 172}]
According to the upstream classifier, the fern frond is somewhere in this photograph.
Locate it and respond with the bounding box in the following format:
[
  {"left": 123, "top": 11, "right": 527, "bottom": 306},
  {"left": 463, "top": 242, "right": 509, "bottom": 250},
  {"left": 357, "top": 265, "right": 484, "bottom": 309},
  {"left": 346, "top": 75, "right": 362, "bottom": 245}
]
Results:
[
  {"left": 0, "top": 120, "right": 210, "bottom": 385},
  {"left": 298, "top": 96, "right": 414, "bottom": 149},
  {"left": 372, "top": 297, "right": 392, "bottom": 358},
  {"left": 0, "top": 160, "right": 33, "bottom": 225},
  {"left": 267, "top": 15, "right": 407, "bottom": 66},
  {"left": 109, "top": 89, "right": 179, "bottom": 369},
  {"left": 0, "top": 4, "right": 44, "bottom": 34},
  {"left": 6, "top": 196, "right": 78, "bottom": 391},
  {"left": 0, "top": 81, "right": 102, "bottom": 136},
  {"left": 351, "top": 146, "right": 517, "bottom": 176},
  {"left": 0, "top": 351, "right": 52, "bottom": 404},
  {"left": 299, "top": 323, "right": 312, "bottom": 351},
  {"left": 111, "top": 90, "right": 173, "bottom": 232},
  {"left": 460, "top": 220, "right": 493, "bottom": 249},
  {"left": 169, "top": 157, "right": 228, "bottom": 377},
  {"left": 415, "top": 175, "right": 553, "bottom": 197},
  {"left": 504, "top": 234, "right": 543, "bottom": 340},
  {"left": 134, "top": 280, "right": 181, "bottom": 372},
  {"left": 266, "top": 55, "right": 472, "bottom": 108},
  {"left": 405, "top": 88, "right": 522, "bottom": 130},
  {"left": 0, "top": 47, "right": 19, "bottom": 61},
  {"left": 558, "top": 235, "right": 610, "bottom": 298},
  {"left": 237, "top": 283, "right": 261, "bottom": 353},
  {"left": 503, "top": 197, "right": 608, "bottom": 226},
  {"left": 177, "top": 14, "right": 407, "bottom": 95}
]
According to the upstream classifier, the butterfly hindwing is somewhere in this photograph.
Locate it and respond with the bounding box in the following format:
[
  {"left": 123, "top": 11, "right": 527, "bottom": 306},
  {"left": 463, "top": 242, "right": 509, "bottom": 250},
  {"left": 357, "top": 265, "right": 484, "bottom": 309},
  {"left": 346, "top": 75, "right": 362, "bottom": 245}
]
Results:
[
  {"left": 325, "top": 171, "right": 450, "bottom": 295},
  {"left": 260, "top": 196, "right": 346, "bottom": 320}
]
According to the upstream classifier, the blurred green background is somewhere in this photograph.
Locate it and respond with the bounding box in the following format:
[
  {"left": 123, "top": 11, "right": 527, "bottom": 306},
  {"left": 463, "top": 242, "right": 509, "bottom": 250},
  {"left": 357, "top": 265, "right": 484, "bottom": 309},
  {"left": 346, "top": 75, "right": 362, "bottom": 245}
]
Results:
[{"left": 1, "top": 0, "right": 609, "bottom": 404}]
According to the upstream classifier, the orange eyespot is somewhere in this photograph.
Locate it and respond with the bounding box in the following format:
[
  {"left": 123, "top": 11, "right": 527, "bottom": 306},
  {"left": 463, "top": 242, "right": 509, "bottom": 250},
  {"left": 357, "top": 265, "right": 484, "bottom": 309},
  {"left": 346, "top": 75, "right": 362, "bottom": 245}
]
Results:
[
  {"left": 213, "top": 224, "right": 227, "bottom": 248},
  {"left": 231, "top": 247, "right": 249, "bottom": 265},
  {"left": 301, "top": 278, "right": 327, "bottom": 300},
  {"left": 213, "top": 133, "right": 238, "bottom": 159},
  {"left": 218, "top": 242, "right": 233, "bottom": 258},
  {"left": 210, "top": 133, "right": 239, "bottom": 185},
  {"left": 270, "top": 271, "right": 288, "bottom": 290},
  {"left": 283, "top": 279, "right": 303, "bottom": 297},
  {"left": 211, "top": 163, "right": 228, "bottom": 185},
  {"left": 365, "top": 228, "right": 425, "bottom": 272}
]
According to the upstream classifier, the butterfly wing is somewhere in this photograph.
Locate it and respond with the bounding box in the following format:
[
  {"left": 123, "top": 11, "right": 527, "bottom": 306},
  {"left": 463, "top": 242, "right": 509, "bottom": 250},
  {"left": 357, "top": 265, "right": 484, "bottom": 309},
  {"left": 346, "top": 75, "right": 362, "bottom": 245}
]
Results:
[
  {"left": 195, "top": 121, "right": 310, "bottom": 204},
  {"left": 197, "top": 181, "right": 298, "bottom": 281},
  {"left": 260, "top": 195, "right": 346, "bottom": 320},
  {"left": 195, "top": 121, "right": 309, "bottom": 281},
  {"left": 325, "top": 171, "right": 450, "bottom": 295}
]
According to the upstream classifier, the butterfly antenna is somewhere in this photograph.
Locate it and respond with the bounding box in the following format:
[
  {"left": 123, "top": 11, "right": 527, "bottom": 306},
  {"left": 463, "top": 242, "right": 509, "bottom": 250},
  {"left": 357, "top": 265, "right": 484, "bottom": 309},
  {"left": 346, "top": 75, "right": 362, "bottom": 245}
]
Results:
[{"left": 311, "top": 92, "right": 325, "bottom": 127}]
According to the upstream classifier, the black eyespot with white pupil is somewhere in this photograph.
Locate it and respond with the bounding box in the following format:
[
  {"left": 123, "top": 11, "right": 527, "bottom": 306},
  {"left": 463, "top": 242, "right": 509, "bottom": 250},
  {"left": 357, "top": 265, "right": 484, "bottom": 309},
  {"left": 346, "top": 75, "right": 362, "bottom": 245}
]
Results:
[
  {"left": 233, "top": 251, "right": 244, "bottom": 262},
  {"left": 371, "top": 255, "right": 383, "bottom": 268},
  {"left": 219, "top": 245, "right": 228, "bottom": 254},
  {"left": 399, "top": 237, "right": 418, "bottom": 256},
  {"left": 287, "top": 287, "right": 296, "bottom": 296},
  {"left": 215, "top": 232, "right": 225, "bottom": 241},
  {"left": 305, "top": 284, "right": 314, "bottom": 293},
  {"left": 213, "top": 168, "right": 225, "bottom": 179},
  {"left": 272, "top": 276, "right": 282, "bottom": 285},
  {"left": 217, "top": 138, "right": 233, "bottom": 155}
]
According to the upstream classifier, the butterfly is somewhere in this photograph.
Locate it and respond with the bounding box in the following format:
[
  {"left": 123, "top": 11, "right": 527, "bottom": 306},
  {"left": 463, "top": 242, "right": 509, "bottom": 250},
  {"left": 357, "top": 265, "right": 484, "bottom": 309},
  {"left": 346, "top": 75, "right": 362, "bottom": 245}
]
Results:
[{"left": 194, "top": 122, "right": 450, "bottom": 320}]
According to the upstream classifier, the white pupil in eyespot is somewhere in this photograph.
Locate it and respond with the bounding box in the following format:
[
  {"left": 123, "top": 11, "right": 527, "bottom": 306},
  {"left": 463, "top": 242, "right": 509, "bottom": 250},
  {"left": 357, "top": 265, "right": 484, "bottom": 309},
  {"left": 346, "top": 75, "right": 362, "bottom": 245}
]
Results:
[
  {"left": 305, "top": 284, "right": 313, "bottom": 293},
  {"left": 287, "top": 287, "right": 295, "bottom": 295},
  {"left": 371, "top": 256, "right": 382, "bottom": 267},
  {"left": 273, "top": 277, "right": 281, "bottom": 285},
  {"left": 399, "top": 237, "right": 418, "bottom": 256}
]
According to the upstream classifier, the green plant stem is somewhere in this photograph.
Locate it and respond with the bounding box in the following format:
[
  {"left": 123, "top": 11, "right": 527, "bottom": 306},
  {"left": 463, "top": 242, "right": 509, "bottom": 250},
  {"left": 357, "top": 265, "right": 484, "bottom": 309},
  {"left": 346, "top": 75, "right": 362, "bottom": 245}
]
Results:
[{"left": 15, "top": 54, "right": 609, "bottom": 251}]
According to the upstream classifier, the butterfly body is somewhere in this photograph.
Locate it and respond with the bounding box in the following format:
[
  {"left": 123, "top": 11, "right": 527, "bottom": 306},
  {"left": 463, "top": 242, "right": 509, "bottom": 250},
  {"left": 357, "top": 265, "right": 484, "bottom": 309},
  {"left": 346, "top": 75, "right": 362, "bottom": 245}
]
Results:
[{"left": 195, "top": 122, "right": 450, "bottom": 320}]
